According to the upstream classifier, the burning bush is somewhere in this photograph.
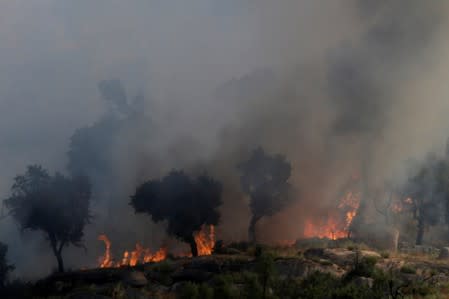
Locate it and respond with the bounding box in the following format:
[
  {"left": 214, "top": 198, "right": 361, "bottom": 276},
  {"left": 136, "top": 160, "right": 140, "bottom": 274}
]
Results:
[
  {"left": 130, "top": 170, "right": 222, "bottom": 256},
  {"left": 4, "top": 165, "right": 92, "bottom": 272}
]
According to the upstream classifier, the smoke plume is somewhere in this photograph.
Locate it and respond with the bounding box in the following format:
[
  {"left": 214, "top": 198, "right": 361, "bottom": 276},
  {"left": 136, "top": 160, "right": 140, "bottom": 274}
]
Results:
[{"left": 1, "top": 1, "right": 449, "bottom": 278}]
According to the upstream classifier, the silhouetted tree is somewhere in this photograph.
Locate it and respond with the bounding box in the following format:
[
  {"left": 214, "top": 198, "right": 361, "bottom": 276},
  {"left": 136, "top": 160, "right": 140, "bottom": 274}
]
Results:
[
  {"left": 4, "top": 165, "right": 91, "bottom": 272},
  {"left": 403, "top": 157, "right": 449, "bottom": 245},
  {"left": 98, "top": 79, "right": 130, "bottom": 115},
  {"left": 238, "top": 147, "right": 292, "bottom": 243},
  {"left": 68, "top": 116, "right": 123, "bottom": 178},
  {"left": 0, "top": 242, "right": 14, "bottom": 288},
  {"left": 130, "top": 171, "right": 222, "bottom": 256}
]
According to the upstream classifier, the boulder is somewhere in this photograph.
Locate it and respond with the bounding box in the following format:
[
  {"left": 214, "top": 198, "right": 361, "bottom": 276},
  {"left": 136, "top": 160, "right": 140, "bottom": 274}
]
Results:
[
  {"left": 275, "top": 258, "right": 344, "bottom": 279},
  {"left": 438, "top": 247, "right": 449, "bottom": 259},
  {"left": 122, "top": 271, "right": 148, "bottom": 287},
  {"left": 304, "top": 248, "right": 380, "bottom": 266}
]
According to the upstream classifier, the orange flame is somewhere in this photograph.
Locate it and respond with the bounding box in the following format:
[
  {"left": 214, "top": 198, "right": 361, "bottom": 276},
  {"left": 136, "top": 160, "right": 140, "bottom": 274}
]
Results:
[
  {"left": 303, "top": 191, "right": 360, "bottom": 240},
  {"left": 194, "top": 225, "right": 215, "bottom": 256},
  {"left": 98, "top": 234, "right": 113, "bottom": 268},
  {"left": 97, "top": 225, "right": 215, "bottom": 268},
  {"left": 391, "top": 197, "right": 413, "bottom": 214},
  {"left": 98, "top": 235, "right": 167, "bottom": 268}
]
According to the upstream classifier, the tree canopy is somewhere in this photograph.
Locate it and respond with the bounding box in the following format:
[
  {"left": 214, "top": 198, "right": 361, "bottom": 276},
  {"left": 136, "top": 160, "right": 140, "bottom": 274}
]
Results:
[
  {"left": 130, "top": 170, "right": 222, "bottom": 256},
  {"left": 4, "top": 165, "right": 91, "bottom": 272},
  {"left": 237, "top": 147, "right": 292, "bottom": 243}
]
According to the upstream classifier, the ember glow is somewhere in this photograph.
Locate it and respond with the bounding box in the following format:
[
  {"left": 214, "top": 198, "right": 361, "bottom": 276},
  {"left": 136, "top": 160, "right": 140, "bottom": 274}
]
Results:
[
  {"left": 303, "top": 191, "right": 361, "bottom": 240},
  {"left": 98, "top": 225, "right": 215, "bottom": 268},
  {"left": 391, "top": 197, "right": 414, "bottom": 214}
]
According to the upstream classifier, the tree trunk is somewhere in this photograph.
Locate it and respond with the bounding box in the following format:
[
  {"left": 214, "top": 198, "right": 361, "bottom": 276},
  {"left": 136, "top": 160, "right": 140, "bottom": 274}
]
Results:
[
  {"left": 188, "top": 237, "right": 198, "bottom": 257},
  {"left": 248, "top": 216, "right": 259, "bottom": 244},
  {"left": 55, "top": 251, "right": 65, "bottom": 273},
  {"left": 49, "top": 235, "right": 65, "bottom": 273},
  {"left": 416, "top": 216, "right": 425, "bottom": 245}
]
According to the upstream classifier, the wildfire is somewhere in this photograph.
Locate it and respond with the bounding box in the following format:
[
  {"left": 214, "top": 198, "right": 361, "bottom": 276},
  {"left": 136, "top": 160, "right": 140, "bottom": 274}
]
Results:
[
  {"left": 391, "top": 197, "right": 413, "bottom": 214},
  {"left": 98, "top": 235, "right": 167, "bottom": 268},
  {"left": 303, "top": 191, "right": 360, "bottom": 240},
  {"left": 98, "top": 234, "right": 113, "bottom": 268},
  {"left": 98, "top": 225, "right": 215, "bottom": 268},
  {"left": 194, "top": 225, "right": 215, "bottom": 256}
]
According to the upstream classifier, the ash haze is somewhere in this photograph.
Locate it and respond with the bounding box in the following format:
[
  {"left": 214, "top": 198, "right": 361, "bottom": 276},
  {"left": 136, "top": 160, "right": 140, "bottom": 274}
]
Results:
[{"left": 1, "top": 0, "right": 449, "bottom": 278}]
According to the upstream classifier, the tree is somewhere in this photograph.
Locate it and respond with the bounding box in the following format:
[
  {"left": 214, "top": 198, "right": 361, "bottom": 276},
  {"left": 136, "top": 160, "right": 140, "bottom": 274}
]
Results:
[
  {"left": 0, "top": 242, "right": 14, "bottom": 288},
  {"left": 130, "top": 170, "right": 222, "bottom": 256},
  {"left": 403, "top": 157, "right": 449, "bottom": 245},
  {"left": 237, "top": 147, "right": 292, "bottom": 243},
  {"left": 4, "top": 165, "right": 91, "bottom": 272}
]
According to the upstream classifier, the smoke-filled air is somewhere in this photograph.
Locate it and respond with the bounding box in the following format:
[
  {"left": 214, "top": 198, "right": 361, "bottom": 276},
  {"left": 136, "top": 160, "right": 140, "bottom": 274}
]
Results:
[{"left": 2, "top": 0, "right": 449, "bottom": 290}]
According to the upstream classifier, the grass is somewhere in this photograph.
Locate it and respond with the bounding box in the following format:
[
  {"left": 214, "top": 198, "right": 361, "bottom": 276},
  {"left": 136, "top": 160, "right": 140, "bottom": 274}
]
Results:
[{"left": 400, "top": 264, "right": 417, "bottom": 274}]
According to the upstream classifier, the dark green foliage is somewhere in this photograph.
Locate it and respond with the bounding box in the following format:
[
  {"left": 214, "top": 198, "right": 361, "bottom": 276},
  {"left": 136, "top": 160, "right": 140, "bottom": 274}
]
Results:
[
  {"left": 179, "top": 282, "right": 199, "bottom": 299},
  {"left": 403, "top": 280, "right": 436, "bottom": 297},
  {"left": 212, "top": 274, "right": 237, "bottom": 299},
  {"left": 295, "top": 271, "right": 383, "bottom": 299},
  {"left": 255, "top": 252, "right": 276, "bottom": 299},
  {"left": 298, "top": 272, "right": 341, "bottom": 298},
  {"left": 332, "top": 282, "right": 377, "bottom": 299},
  {"left": 130, "top": 170, "right": 223, "bottom": 256},
  {"left": 241, "top": 272, "right": 263, "bottom": 299},
  {"left": 273, "top": 278, "right": 301, "bottom": 299},
  {"left": 4, "top": 165, "right": 92, "bottom": 272},
  {"left": 345, "top": 252, "right": 379, "bottom": 280},
  {"left": 198, "top": 283, "right": 214, "bottom": 299},
  {"left": 238, "top": 147, "right": 292, "bottom": 243},
  {"left": 400, "top": 264, "right": 416, "bottom": 274},
  {"left": 0, "top": 243, "right": 14, "bottom": 288}
]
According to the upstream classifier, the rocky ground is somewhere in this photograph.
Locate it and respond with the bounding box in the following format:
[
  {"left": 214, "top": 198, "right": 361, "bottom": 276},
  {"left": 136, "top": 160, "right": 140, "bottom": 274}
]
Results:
[{"left": 5, "top": 241, "right": 449, "bottom": 298}]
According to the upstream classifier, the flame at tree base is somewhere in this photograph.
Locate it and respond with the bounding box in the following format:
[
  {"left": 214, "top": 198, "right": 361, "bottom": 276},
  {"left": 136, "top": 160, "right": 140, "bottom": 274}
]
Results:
[
  {"left": 98, "top": 235, "right": 167, "bottom": 268},
  {"left": 194, "top": 225, "right": 215, "bottom": 256},
  {"left": 98, "top": 225, "right": 215, "bottom": 268}
]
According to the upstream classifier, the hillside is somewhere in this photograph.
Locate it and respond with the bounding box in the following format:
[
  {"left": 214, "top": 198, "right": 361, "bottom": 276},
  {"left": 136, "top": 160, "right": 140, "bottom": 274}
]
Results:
[{"left": 5, "top": 242, "right": 449, "bottom": 299}]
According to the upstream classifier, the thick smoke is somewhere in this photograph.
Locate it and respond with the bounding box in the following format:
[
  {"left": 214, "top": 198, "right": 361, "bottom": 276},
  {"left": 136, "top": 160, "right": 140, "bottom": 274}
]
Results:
[{"left": 1, "top": 1, "right": 449, "bottom": 278}]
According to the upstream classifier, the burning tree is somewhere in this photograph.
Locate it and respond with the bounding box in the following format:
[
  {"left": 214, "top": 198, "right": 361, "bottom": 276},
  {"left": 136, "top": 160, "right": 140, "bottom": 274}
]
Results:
[
  {"left": 130, "top": 170, "right": 222, "bottom": 256},
  {"left": 4, "top": 165, "right": 92, "bottom": 272},
  {"left": 403, "top": 157, "right": 449, "bottom": 245},
  {"left": 238, "top": 147, "right": 292, "bottom": 243}
]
